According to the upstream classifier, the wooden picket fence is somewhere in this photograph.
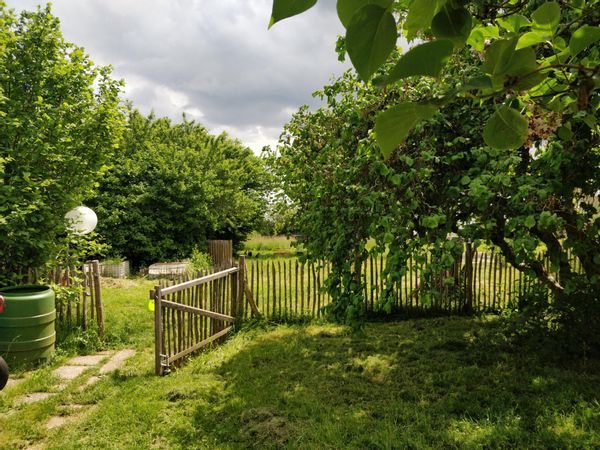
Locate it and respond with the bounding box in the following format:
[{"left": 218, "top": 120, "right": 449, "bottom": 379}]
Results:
[
  {"left": 245, "top": 246, "right": 583, "bottom": 319},
  {"left": 27, "top": 260, "right": 104, "bottom": 335},
  {"left": 150, "top": 242, "right": 584, "bottom": 374}
]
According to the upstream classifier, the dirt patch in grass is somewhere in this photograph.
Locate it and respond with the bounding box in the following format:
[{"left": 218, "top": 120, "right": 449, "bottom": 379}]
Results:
[{"left": 240, "top": 408, "right": 294, "bottom": 448}]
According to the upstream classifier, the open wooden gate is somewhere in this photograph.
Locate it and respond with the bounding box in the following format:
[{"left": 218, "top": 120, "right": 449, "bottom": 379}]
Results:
[{"left": 151, "top": 257, "right": 249, "bottom": 376}]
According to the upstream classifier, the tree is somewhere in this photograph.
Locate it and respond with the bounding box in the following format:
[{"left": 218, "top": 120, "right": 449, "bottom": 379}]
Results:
[
  {"left": 271, "top": 0, "right": 599, "bottom": 347},
  {"left": 92, "top": 109, "right": 269, "bottom": 268},
  {"left": 0, "top": 3, "right": 124, "bottom": 285}
]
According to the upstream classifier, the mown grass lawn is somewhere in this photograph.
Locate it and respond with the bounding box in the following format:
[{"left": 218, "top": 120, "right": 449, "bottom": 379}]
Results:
[{"left": 1, "top": 280, "right": 599, "bottom": 449}]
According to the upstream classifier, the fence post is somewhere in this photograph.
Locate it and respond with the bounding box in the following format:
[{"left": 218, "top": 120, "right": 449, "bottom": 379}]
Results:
[
  {"left": 464, "top": 244, "right": 474, "bottom": 313},
  {"left": 208, "top": 240, "right": 233, "bottom": 269},
  {"left": 92, "top": 260, "right": 105, "bottom": 337},
  {"left": 231, "top": 264, "right": 239, "bottom": 320},
  {"left": 153, "top": 285, "right": 164, "bottom": 376},
  {"left": 237, "top": 256, "right": 246, "bottom": 319},
  {"left": 81, "top": 263, "right": 88, "bottom": 330}
]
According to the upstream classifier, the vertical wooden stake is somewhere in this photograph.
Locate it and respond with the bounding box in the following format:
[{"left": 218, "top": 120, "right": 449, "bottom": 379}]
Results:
[
  {"left": 92, "top": 260, "right": 105, "bottom": 337},
  {"left": 464, "top": 243, "right": 474, "bottom": 313},
  {"left": 153, "top": 285, "right": 164, "bottom": 376}
]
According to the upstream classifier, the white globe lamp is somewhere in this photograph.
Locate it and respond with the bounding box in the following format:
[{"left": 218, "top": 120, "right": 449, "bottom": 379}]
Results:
[{"left": 65, "top": 206, "right": 97, "bottom": 235}]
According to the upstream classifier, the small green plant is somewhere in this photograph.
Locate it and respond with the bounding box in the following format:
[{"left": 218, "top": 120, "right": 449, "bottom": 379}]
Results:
[
  {"left": 188, "top": 247, "right": 213, "bottom": 272},
  {"left": 102, "top": 256, "right": 125, "bottom": 265},
  {"left": 56, "top": 326, "right": 103, "bottom": 355}
]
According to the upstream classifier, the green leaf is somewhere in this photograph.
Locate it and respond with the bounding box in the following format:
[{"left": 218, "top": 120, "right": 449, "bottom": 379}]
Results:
[
  {"left": 385, "top": 40, "right": 454, "bottom": 84},
  {"left": 467, "top": 25, "right": 499, "bottom": 52},
  {"left": 539, "top": 211, "right": 558, "bottom": 230},
  {"left": 480, "top": 38, "right": 538, "bottom": 87},
  {"left": 346, "top": 4, "right": 398, "bottom": 81},
  {"left": 532, "top": 1, "right": 560, "bottom": 32},
  {"left": 375, "top": 103, "right": 438, "bottom": 158},
  {"left": 524, "top": 215, "right": 536, "bottom": 229},
  {"left": 336, "top": 0, "right": 392, "bottom": 28},
  {"left": 431, "top": 5, "right": 472, "bottom": 46},
  {"left": 497, "top": 14, "right": 530, "bottom": 33},
  {"left": 504, "top": 47, "right": 537, "bottom": 76},
  {"left": 514, "top": 71, "right": 547, "bottom": 91},
  {"left": 462, "top": 75, "right": 492, "bottom": 90},
  {"left": 483, "top": 105, "right": 529, "bottom": 150},
  {"left": 516, "top": 31, "right": 552, "bottom": 49},
  {"left": 556, "top": 125, "right": 573, "bottom": 140},
  {"left": 481, "top": 37, "right": 518, "bottom": 76},
  {"left": 404, "top": 0, "right": 443, "bottom": 40},
  {"left": 422, "top": 214, "right": 442, "bottom": 228},
  {"left": 269, "top": 0, "right": 318, "bottom": 28},
  {"left": 569, "top": 25, "right": 600, "bottom": 57}
]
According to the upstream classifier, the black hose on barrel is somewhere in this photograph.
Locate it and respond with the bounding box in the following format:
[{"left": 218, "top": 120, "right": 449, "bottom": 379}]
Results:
[{"left": 0, "top": 356, "right": 8, "bottom": 391}]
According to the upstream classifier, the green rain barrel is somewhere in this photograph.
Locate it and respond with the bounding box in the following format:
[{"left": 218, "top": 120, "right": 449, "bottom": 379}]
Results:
[{"left": 0, "top": 285, "right": 56, "bottom": 365}]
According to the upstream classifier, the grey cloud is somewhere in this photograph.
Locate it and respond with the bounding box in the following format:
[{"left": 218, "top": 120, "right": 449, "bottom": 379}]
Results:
[{"left": 6, "top": 0, "right": 349, "bottom": 151}]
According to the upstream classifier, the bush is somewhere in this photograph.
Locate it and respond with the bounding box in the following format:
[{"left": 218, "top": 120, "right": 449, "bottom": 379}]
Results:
[
  {"left": 505, "top": 278, "right": 600, "bottom": 359},
  {"left": 189, "top": 248, "right": 213, "bottom": 272}
]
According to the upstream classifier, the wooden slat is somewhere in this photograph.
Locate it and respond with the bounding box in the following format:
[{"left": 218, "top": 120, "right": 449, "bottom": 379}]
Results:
[
  {"left": 272, "top": 262, "right": 277, "bottom": 317},
  {"left": 92, "top": 261, "right": 105, "bottom": 337},
  {"left": 278, "top": 260, "right": 282, "bottom": 317},
  {"left": 161, "top": 267, "right": 239, "bottom": 295},
  {"left": 161, "top": 299, "right": 235, "bottom": 322},
  {"left": 295, "top": 260, "right": 299, "bottom": 316},
  {"left": 300, "top": 262, "right": 305, "bottom": 314},
  {"left": 167, "top": 326, "right": 233, "bottom": 364},
  {"left": 283, "top": 260, "right": 288, "bottom": 318}
]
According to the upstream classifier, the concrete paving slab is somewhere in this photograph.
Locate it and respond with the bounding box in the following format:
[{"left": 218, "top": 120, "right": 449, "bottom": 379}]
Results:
[
  {"left": 4, "top": 378, "right": 22, "bottom": 389},
  {"left": 99, "top": 349, "right": 135, "bottom": 375},
  {"left": 67, "top": 355, "right": 107, "bottom": 366},
  {"left": 45, "top": 415, "right": 70, "bottom": 430},
  {"left": 53, "top": 365, "right": 88, "bottom": 381},
  {"left": 45, "top": 405, "right": 96, "bottom": 430},
  {"left": 14, "top": 392, "right": 54, "bottom": 405}
]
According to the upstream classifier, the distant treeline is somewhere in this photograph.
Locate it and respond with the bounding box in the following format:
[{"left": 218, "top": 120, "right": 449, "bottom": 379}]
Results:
[{"left": 91, "top": 109, "right": 270, "bottom": 268}]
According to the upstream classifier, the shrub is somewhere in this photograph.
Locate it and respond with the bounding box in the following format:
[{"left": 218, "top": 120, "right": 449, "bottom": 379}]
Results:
[{"left": 189, "top": 248, "right": 213, "bottom": 272}]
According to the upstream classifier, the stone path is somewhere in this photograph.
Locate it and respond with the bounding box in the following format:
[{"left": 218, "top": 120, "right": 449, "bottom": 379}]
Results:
[
  {"left": 99, "top": 349, "right": 135, "bottom": 375},
  {"left": 3, "top": 349, "right": 135, "bottom": 432}
]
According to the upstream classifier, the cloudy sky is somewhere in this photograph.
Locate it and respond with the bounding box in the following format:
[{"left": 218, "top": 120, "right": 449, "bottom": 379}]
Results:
[{"left": 6, "top": 0, "right": 349, "bottom": 152}]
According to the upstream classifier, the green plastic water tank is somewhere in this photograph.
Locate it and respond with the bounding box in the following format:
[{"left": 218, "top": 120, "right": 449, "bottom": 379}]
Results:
[{"left": 0, "top": 285, "right": 56, "bottom": 365}]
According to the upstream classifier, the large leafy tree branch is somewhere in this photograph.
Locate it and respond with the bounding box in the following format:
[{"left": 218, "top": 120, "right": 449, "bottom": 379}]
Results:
[{"left": 269, "top": 0, "right": 599, "bottom": 152}]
